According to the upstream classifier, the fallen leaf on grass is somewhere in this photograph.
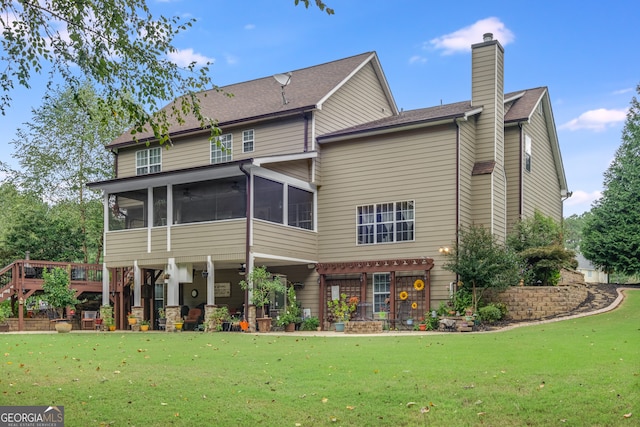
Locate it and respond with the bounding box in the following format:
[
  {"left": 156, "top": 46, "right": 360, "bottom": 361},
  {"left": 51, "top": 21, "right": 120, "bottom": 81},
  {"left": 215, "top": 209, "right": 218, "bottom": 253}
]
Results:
[
  {"left": 420, "top": 407, "right": 430, "bottom": 414},
  {"left": 478, "top": 412, "right": 486, "bottom": 416},
  {"left": 321, "top": 397, "right": 328, "bottom": 403},
  {"left": 406, "top": 402, "right": 416, "bottom": 407},
  {"left": 346, "top": 405, "right": 355, "bottom": 410},
  {"left": 623, "top": 413, "right": 632, "bottom": 418}
]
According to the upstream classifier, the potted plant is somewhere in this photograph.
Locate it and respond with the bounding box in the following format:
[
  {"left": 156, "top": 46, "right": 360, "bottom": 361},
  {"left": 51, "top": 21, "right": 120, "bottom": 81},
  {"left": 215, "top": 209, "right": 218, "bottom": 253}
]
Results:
[
  {"left": 276, "top": 312, "right": 300, "bottom": 332},
  {"left": 300, "top": 316, "right": 320, "bottom": 331},
  {"left": 104, "top": 317, "right": 115, "bottom": 331},
  {"left": 277, "top": 286, "right": 301, "bottom": 332},
  {"left": 327, "top": 293, "right": 358, "bottom": 332},
  {"left": 157, "top": 307, "right": 166, "bottom": 329},
  {"left": 207, "top": 306, "right": 230, "bottom": 331},
  {"left": 239, "top": 266, "right": 286, "bottom": 332},
  {"left": 127, "top": 312, "right": 137, "bottom": 325},
  {"left": 42, "top": 267, "right": 79, "bottom": 333},
  {"left": 174, "top": 317, "right": 184, "bottom": 331},
  {"left": 140, "top": 320, "right": 150, "bottom": 331}
]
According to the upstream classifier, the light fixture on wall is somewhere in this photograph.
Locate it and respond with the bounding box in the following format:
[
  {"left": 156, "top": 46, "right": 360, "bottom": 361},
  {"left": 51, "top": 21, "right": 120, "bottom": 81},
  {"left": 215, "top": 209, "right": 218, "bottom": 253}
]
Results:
[
  {"left": 439, "top": 247, "right": 450, "bottom": 254},
  {"left": 201, "top": 270, "right": 209, "bottom": 279},
  {"left": 238, "top": 263, "right": 246, "bottom": 276}
]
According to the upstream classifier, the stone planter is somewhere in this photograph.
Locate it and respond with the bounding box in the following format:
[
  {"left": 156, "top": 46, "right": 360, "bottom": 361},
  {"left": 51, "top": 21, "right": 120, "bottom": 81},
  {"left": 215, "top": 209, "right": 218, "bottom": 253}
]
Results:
[
  {"left": 334, "top": 322, "right": 345, "bottom": 332},
  {"left": 54, "top": 320, "right": 72, "bottom": 333},
  {"left": 284, "top": 323, "right": 295, "bottom": 332}
]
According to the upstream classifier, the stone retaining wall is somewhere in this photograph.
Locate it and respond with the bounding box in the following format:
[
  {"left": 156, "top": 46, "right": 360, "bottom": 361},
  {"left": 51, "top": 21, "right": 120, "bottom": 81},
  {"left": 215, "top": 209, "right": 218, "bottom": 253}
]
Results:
[
  {"left": 344, "top": 321, "right": 383, "bottom": 334},
  {"left": 488, "top": 284, "right": 588, "bottom": 320}
]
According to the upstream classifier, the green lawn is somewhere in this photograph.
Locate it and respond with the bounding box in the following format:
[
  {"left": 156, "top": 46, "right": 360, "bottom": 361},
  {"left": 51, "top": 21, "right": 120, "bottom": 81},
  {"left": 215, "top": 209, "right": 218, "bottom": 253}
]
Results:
[{"left": 1, "top": 290, "right": 638, "bottom": 427}]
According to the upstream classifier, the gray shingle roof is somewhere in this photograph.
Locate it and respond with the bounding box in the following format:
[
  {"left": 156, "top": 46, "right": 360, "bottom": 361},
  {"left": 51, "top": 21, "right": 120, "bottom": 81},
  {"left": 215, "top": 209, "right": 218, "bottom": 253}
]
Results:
[
  {"left": 110, "top": 52, "right": 377, "bottom": 146},
  {"left": 317, "top": 87, "right": 549, "bottom": 142}
]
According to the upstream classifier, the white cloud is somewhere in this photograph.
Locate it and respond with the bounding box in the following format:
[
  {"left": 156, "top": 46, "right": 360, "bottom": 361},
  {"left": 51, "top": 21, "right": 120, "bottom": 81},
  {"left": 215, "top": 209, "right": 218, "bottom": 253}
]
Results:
[
  {"left": 563, "top": 190, "right": 602, "bottom": 216},
  {"left": 244, "top": 24, "right": 256, "bottom": 30},
  {"left": 428, "top": 17, "right": 515, "bottom": 55},
  {"left": 167, "top": 48, "right": 214, "bottom": 67},
  {"left": 408, "top": 55, "right": 427, "bottom": 65},
  {"left": 612, "top": 87, "right": 633, "bottom": 95},
  {"left": 560, "top": 108, "right": 627, "bottom": 131}
]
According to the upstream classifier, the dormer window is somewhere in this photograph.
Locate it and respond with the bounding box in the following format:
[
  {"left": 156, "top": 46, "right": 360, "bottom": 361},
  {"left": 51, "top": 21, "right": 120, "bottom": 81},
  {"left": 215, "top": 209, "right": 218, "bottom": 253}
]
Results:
[
  {"left": 136, "top": 147, "right": 161, "bottom": 175},
  {"left": 211, "top": 134, "right": 233, "bottom": 164}
]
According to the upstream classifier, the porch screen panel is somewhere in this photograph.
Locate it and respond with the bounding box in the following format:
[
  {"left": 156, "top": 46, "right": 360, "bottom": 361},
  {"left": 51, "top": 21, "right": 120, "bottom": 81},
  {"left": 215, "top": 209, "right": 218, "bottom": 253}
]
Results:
[{"left": 254, "top": 176, "right": 283, "bottom": 224}]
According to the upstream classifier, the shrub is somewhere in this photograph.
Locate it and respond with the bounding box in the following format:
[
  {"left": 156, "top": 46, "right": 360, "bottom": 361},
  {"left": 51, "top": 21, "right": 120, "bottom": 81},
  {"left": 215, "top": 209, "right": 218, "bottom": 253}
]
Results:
[
  {"left": 300, "top": 316, "right": 320, "bottom": 331},
  {"left": 478, "top": 304, "right": 503, "bottom": 323}
]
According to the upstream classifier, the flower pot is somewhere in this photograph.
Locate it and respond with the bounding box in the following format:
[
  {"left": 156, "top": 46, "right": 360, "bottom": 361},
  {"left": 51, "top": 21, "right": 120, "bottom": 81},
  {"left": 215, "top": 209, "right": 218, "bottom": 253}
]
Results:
[
  {"left": 406, "top": 319, "right": 414, "bottom": 326},
  {"left": 334, "top": 322, "right": 345, "bottom": 332},
  {"left": 419, "top": 324, "right": 427, "bottom": 331},
  {"left": 239, "top": 320, "right": 249, "bottom": 331},
  {"left": 285, "top": 322, "right": 295, "bottom": 332},
  {"left": 256, "top": 317, "right": 272, "bottom": 332},
  {"left": 55, "top": 321, "right": 72, "bottom": 333},
  {"left": 140, "top": 325, "right": 149, "bottom": 332},
  {"left": 108, "top": 325, "right": 116, "bottom": 331},
  {"left": 175, "top": 322, "right": 183, "bottom": 331},
  {"left": 128, "top": 317, "right": 137, "bottom": 325}
]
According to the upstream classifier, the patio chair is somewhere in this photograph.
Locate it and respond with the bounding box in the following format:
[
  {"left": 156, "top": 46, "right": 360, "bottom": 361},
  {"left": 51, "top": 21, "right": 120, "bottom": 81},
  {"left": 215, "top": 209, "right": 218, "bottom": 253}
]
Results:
[
  {"left": 183, "top": 308, "right": 202, "bottom": 331},
  {"left": 81, "top": 311, "right": 98, "bottom": 330}
]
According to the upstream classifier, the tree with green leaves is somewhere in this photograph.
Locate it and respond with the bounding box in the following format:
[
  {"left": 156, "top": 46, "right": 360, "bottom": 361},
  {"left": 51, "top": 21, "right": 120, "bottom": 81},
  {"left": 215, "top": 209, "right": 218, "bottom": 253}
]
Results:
[
  {"left": 42, "top": 266, "right": 79, "bottom": 319},
  {"left": 563, "top": 212, "right": 590, "bottom": 253},
  {"left": 0, "top": 198, "right": 85, "bottom": 265},
  {"left": 582, "top": 84, "right": 640, "bottom": 277},
  {"left": 1, "top": 1, "right": 333, "bottom": 145},
  {"left": 6, "top": 82, "right": 125, "bottom": 263},
  {"left": 443, "top": 225, "right": 521, "bottom": 313},
  {"left": 507, "top": 211, "right": 576, "bottom": 285}
]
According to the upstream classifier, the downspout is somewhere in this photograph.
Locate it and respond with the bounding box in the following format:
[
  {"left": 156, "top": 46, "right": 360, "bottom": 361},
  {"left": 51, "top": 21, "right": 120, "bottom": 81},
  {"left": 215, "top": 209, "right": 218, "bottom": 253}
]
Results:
[
  {"left": 455, "top": 119, "right": 460, "bottom": 244},
  {"left": 240, "top": 162, "right": 252, "bottom": 320},
  {"left": 303, "top": 113, "right": 309, "bottom": 152}
]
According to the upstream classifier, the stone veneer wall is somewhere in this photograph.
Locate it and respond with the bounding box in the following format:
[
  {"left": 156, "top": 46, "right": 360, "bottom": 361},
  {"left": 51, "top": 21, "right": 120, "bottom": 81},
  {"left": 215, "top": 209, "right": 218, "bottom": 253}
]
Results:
[
  {"left": 165, "top": 305, "right": 181, "bottom": 332},
  {"left": 344, "top": 321, "right": 383, "bottom": 334},
  {"left": 488, "top": 284, "right": 588, "bottom": 321}
]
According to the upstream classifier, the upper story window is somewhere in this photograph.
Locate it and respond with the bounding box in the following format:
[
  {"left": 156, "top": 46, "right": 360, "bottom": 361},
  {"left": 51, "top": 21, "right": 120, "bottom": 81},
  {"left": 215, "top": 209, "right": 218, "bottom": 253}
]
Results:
[
  {"left": 525, "top": 135, "right": 532, "bottom": 172},
  {"left": 242, "top": 129, "right": 254, "bottom": 153},
  {"left": 357, "top": 201, "right": 414, "bottom": 245},
  {"left": 136, "top": 147, "right": 161, "bottom": 175},
  {"left": 211, "top": 134, "right": 232, "bottom": 164}
]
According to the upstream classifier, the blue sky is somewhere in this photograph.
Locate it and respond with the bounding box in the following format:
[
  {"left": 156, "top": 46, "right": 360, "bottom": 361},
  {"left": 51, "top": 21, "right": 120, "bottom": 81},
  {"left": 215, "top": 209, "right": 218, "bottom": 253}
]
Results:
[{"left": 2, "top": 0, "right": 639, "bottom": 217}]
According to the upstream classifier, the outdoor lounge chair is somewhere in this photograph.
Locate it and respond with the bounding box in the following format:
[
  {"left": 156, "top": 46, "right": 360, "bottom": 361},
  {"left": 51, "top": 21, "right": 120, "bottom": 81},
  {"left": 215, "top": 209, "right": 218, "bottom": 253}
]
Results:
[{"left": 183, "top": 308, "right": 202, "bottom": 331}]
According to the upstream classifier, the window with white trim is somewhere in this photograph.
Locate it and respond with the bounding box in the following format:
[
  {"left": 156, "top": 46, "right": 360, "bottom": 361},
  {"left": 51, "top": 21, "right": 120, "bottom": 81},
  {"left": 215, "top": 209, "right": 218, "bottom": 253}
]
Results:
[
  {"left": 373, "top": 273, "right": 390, "bottom": 313},
  {"left": 357, "top": 201, "right": 414, "bottom": 245},
  {"left": 211, "top": 134, "right": 232, "bottom": 164},
  {"left": 242, "top": 129, "right": 254, "bottom": 153},
  {"left": 136, "top": 147, "right": 161, "bottom": 175},
  {"left": 525, "top": 135, "right": 532, "bottom": 172}
]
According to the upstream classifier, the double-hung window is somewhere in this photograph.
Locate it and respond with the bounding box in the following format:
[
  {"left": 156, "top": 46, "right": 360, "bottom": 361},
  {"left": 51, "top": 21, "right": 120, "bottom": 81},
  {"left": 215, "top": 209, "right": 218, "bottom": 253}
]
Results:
[
  {"left": 242, "top": 130, "right": 254, "bottom": 153},
  {"left": 211, "top": 134, "right": 232, "bottom": 164},
  {"left": 136, "top": 147, "right": 161, "bottom": 175},
  {"left": 357, "top": 201, "right": 414, "bottom": 245},
  {"left": 373, "top": 273, "right": 390, "bottom": 313}
]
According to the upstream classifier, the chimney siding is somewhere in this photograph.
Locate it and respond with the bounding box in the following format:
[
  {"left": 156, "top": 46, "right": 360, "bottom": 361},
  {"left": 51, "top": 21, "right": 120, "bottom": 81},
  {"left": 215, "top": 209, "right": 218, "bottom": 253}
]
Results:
[{"left": 470, "top": 37, "right": 507, "bottom": 240}]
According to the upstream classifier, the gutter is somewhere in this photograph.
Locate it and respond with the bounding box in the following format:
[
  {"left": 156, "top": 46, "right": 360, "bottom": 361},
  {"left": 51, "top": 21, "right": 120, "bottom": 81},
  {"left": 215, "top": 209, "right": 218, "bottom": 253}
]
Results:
[{"left": 107, "top": 106, "right": 316, "bottom": 150}]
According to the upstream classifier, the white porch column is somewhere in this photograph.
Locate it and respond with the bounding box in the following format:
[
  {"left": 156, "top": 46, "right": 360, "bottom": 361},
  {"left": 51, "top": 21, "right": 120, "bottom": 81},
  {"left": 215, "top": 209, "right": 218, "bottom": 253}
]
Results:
[
  {"left": 133, "top": 260, "right": 142, "bottom": 307},
  {"left": 102, "top": 263, "right": 110, "bottom": 306},
  {"left": 166, "top": 258, "right": 179, "bottom": 306},
  {"left": 206, "top": 256, "right": 215, "bottom": 306}
]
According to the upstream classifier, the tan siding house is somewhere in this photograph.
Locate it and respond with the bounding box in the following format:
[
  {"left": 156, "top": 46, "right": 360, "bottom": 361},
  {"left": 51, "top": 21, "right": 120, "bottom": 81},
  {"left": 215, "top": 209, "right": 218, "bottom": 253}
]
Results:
[{"left": 89, "top": 36, "right": 568, "bottom": 331}]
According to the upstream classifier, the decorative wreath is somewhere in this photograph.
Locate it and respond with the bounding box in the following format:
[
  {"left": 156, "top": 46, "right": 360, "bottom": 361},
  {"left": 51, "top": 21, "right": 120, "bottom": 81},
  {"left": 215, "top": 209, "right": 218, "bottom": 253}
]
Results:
[
  {"left": 411, "top": 302, "right": 418, "bottom": 310},
  {"left": 413, "top": 279, "right": 425, "bottom": 291},
  {"left": 399, "top": 291, "right": 409, "bottom": 300}
]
